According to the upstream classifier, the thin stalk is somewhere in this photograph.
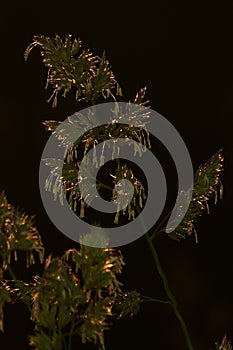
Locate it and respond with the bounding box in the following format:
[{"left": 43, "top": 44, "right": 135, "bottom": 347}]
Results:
[
  {"left": 109, "top": 154, "right": 193, "bottom": 347},
  {"left": 63, "top": 334, "right": 68, "bottom": 350},
  {"left": 68, "top": 320, "right": 75, "bottom": 350},
  {"left": 6, "top": 264, "right": 32, "bottom": 314},
  {"left": 140, "top": 294, "right": 170, "bottom": 304},
  {"left": 145, "top": 233, "right": 194, "bottom": 350},
  {"left": 135, "top": 205, "right": 194, "bottom": 349},
  {"left": 150, "top": 210, "right": 172, "bottom": 241}
]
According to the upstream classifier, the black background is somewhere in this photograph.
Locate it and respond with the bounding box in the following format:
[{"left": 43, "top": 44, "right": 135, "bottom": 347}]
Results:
[{"left": 0, "top": 1, "right": 232, "bottom": 349}]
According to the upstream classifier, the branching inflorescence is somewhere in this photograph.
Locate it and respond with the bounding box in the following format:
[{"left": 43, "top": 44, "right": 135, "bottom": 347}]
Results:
[{"left": 0, "top": 34, "right": 229, "bottom": 350}]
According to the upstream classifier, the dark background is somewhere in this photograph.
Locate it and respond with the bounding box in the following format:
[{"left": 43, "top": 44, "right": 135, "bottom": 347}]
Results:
[{"left": 0, "top": 1, "right": 232, "bottom": 349}]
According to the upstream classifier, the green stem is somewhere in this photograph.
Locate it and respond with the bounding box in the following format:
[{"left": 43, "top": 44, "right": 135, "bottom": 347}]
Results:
[
  {"left": 145, "top": 234, "right": 194, "bottom": 350},
  {"left": 96, "top": 181, "right": 113, "bottom": 192},
  {"left": 63, "top": 334, "right": 68, "bottom": 350},
  {"left": 6, "top": 264, "right": 33, "bottom": 315},
  {"left": 150, "top": 210, "right": 172, "bottom": 241},
  {"left": 140, "top": 294, "right": 170, "bottom": 304},
  {"left": 103, "top": 149, "right": 193, "bottom": 348},
  {"left": 68, "top": 320, "right": 75, "bottom": 350}
]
